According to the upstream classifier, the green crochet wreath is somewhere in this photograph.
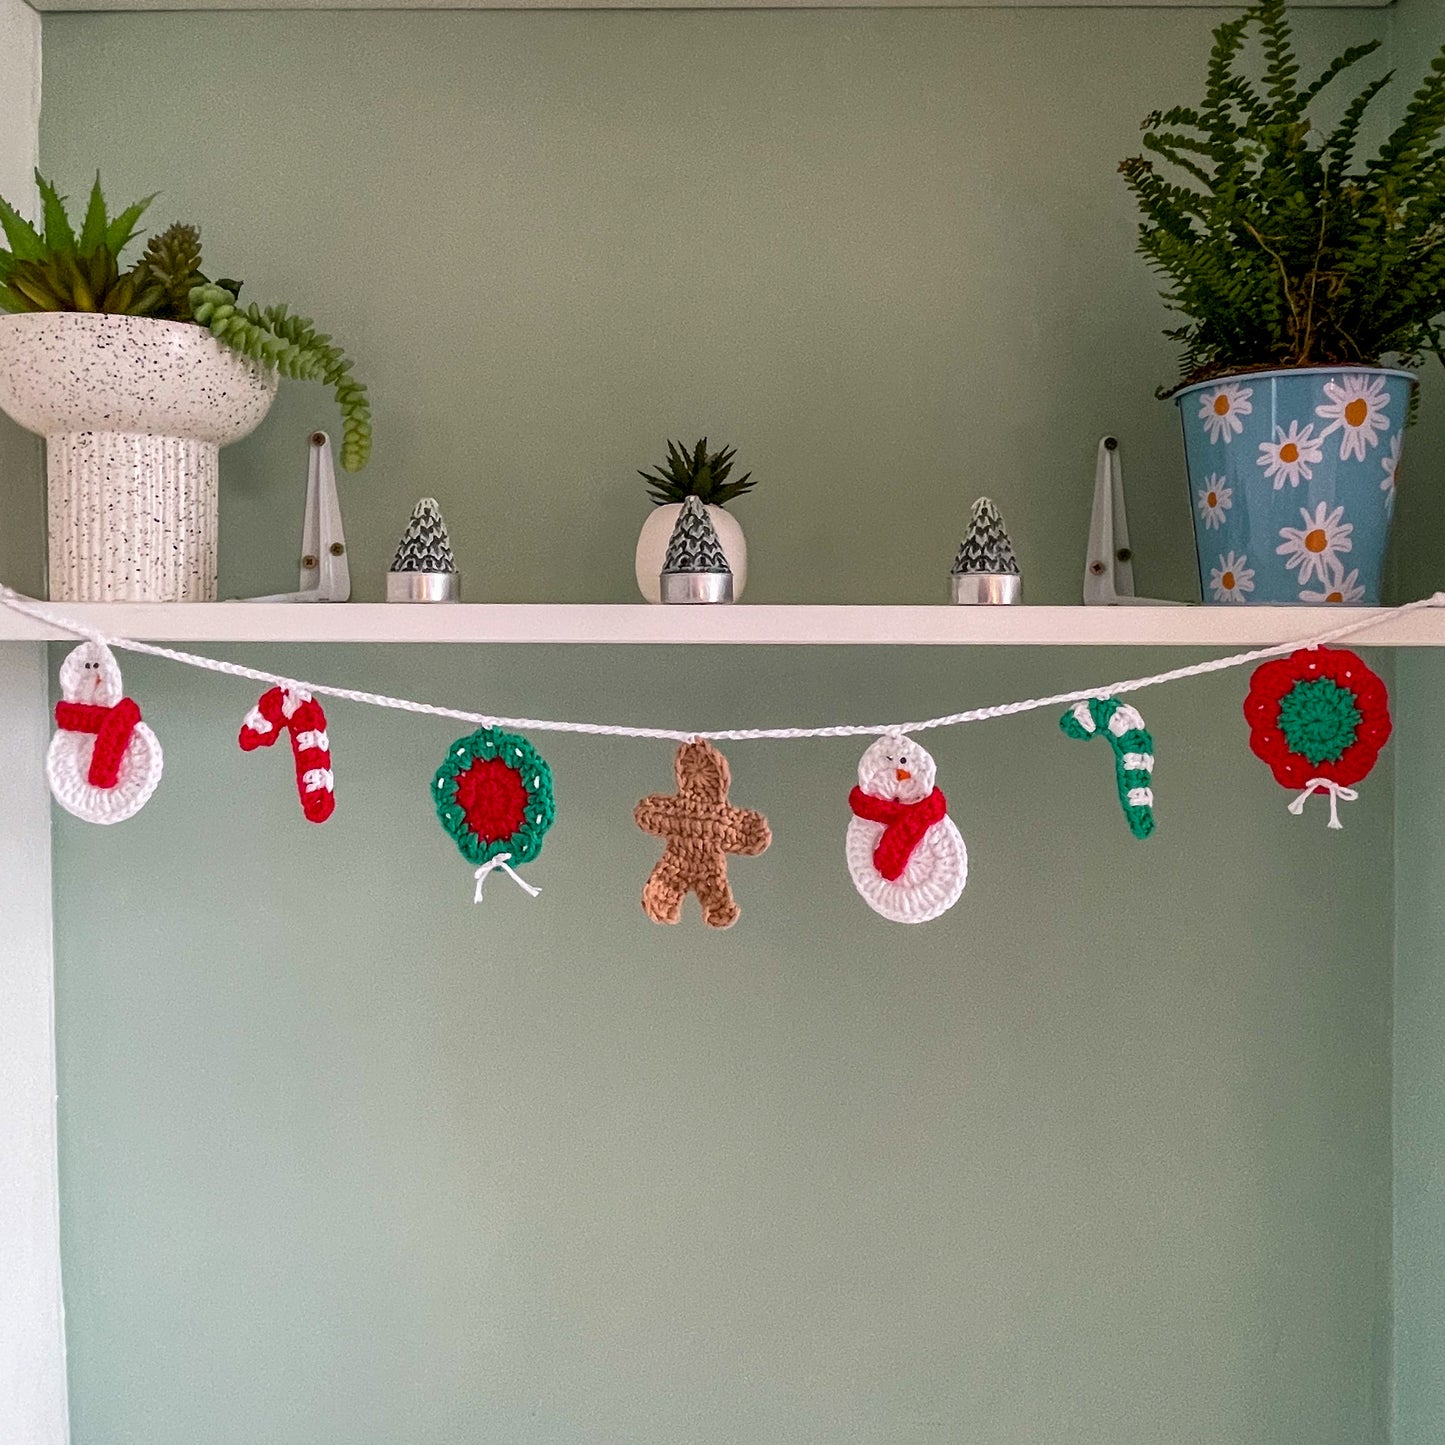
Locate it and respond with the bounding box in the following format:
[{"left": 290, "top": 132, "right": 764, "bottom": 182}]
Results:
[{"left": 433, "top": 727, "right": 556, "bottom": 868}]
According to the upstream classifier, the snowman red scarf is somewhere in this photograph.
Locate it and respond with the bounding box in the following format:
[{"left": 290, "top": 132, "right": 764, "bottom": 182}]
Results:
[
  {"left": 54, "top": 696, "right": 143, "bottom": 788},
  {"left": 847, "top": 785, "right": 948, "bottom": 880}
]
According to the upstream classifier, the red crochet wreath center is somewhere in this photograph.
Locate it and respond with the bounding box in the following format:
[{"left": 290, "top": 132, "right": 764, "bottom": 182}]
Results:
[
  {"left": 455, "top": 757, "right": 529, "bottom": 842},
  {"left": 1243, "top": 646, "right": 1390, "bottom": 789}
]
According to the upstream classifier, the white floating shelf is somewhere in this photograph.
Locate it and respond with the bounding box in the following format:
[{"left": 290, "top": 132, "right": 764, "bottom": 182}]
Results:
[{"left": 0, "top": 602, "right": 1441, "bottom": 647}]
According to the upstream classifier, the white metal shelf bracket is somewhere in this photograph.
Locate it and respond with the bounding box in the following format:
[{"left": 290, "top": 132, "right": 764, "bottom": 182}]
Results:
[
  {"left": 238, "top": 432, "right": 350, "bottom": 604},
  {"left": 1083, "top": 435, "right": 1183, "bottom": 607}
]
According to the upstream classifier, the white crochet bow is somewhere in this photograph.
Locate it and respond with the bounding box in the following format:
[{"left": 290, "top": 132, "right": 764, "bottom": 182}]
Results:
[
  {"left": 473, "top": 852, "right": 542, "bottom": 904},
  {"left": 1287, "top": 777, "right": 1359, "bottom": 831}
]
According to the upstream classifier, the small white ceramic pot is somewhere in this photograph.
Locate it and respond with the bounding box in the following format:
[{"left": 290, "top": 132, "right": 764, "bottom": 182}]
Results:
[
  {"left": 635, "top": 502, "right": 747, "bottom": 603},
  {"left": 0, "top": 312, "right": 278, "bottom": 601}
]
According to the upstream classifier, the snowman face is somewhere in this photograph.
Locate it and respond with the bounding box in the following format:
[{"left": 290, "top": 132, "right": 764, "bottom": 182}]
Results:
[
  {"left": 857, "top": 733, "right": 937, "bottom": 802},
  {"left": 59, "top": 643, "right": 123, "bottom": 706}
]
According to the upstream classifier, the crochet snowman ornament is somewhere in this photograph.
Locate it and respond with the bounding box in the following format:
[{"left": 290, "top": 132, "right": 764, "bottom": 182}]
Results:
[
  {"left": 47, "top": 641, "right": 163, "bottom": 824},
  {"left": 846, "top": 733, "right": 967, "bottom": 924}
]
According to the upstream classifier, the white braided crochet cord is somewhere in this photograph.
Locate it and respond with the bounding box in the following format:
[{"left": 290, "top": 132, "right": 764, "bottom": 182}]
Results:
[{"left": 3, "top": 586, "right": 1441, "bottom": 744}]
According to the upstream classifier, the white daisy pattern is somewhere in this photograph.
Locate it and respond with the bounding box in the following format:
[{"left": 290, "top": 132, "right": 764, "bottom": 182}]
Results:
[
  {"left": 1198, "top": 383, "right": 1253, "bottom": 444},
  {"left": 1257, "top": 420, "right": 1324, "bottom": 490},
  {"left": 1196, "top": 476, "right": 1232, "bottom": 530},
  {"left": 1299, "top": 567, "right": 1366, "bottom": 605},
  {"left": 1276, "top": 502, "right": 1353, "bottom": 587},
  {"left": 1315, "top": 374, "right": 1391, "bottom": 462},
  {"left": 1209, "top": 550, "right": 1254, "bottom": 603},
  {"left": 1380, "top": 431, "right": 1402, "bottom": 512}
]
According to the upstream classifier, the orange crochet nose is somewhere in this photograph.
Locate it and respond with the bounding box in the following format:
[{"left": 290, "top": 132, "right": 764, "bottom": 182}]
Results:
[{"left": 896, "top": 768, "right": 911, "bottom": 781}]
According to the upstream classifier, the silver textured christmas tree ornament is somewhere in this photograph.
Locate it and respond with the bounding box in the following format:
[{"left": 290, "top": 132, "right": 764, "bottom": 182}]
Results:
[
  {"left": 950, "top": 497, "right": 1021, "bottom": 604},
  {"left": 387, "top": 498, "right": 460, "bottom": 602},
  {"left": 660, "top": 495, "right": 734, "bottom": 604}
]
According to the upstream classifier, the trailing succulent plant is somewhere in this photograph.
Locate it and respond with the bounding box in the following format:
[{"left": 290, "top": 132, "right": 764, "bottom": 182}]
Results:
[
  {"left": 640, "top": 437, "right": 755, "bottom": 507},
  {"left": 189, "top": 286, "right": 370, "bottom": 472},
  {"left": 1120, "top": 0, "right": 1445, "bottom": 395},
  {"left": 0, "top": 173, "right": 370, "bottom": 470}
]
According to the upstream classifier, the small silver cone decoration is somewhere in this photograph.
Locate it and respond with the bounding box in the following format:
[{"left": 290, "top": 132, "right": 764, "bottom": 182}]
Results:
[
  {"left": 950, "top": 496, "right": 1021, "bottom": 604},
  {"left": 660, "top": 495, "right": 734, "bottom": 604},
  {"left": 387, "top": 497, "right": 461, "bottom": 602}
]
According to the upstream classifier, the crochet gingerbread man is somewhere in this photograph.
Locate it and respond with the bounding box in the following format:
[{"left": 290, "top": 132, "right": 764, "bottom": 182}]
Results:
[{"left": 635, "top": 738, "right": 771, "bottom": 928}]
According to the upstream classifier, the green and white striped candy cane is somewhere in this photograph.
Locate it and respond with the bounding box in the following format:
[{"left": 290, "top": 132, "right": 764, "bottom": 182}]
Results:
[{"left": 1059, "top": 697, "right": 1155, "bottom": 839}]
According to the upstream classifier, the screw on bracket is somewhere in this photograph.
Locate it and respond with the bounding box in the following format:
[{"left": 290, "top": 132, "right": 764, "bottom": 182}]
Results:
[
  {"left": 1116, "top": 548, "right": 1132, "bottom": 562},
  {"left": 302, "top": 554, "right": 318, "bottom": 569},
  {"left": 1089, "top": 561, "right": 1106, "bottom": 575},
  {"left": 329, "top": 542, "right": 345, "bottom": 556}
]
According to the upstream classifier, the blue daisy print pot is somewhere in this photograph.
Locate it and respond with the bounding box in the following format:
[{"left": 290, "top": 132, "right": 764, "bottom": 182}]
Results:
[{"left": 1176, "top": 366, "right": 1414, "bottom": 605}]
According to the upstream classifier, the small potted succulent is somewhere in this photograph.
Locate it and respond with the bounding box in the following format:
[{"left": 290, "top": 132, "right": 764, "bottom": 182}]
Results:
[
  {"left": 634, "top": 437, "right": 754, "bottom": 603},
  {"left": 0, "top": 173, "right": 371, "bottom": 602},
  {"left": 1121, "top": 0, "right": 1445, "bottom": 605}
]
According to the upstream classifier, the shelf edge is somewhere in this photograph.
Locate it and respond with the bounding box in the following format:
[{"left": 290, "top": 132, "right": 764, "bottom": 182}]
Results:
[{"left": 2, "top": 602, "right": 1442, "bottom": 647}]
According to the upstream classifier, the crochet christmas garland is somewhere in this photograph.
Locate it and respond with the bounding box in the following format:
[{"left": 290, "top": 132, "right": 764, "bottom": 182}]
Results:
[
  {"left": 47, "top": 641, "right": 164, "bottom": 825},
  {"left": 239, "top": 685, "right": 336, "bottom": 824},
  {"left": 1244, "top": 646, "right": 1391, "bottom": 827},
  {"left": 433, "top": 726, "right": 557, "bottom": 870},
  {"left": 1244, "top": 647, "right": 1390, "bottom": 788},
  {"left": 1060, "top": 696, "right": 1156, "bottom": 839}
]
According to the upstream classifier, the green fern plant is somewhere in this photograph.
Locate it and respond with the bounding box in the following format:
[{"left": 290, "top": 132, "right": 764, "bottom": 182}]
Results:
[
  {"left": 0, "top": 172, "right": 371, "bottom": 470},
  {"left": 1120, "top": 0, "right": 1445, "bottom": 395},
  {"left": 639, "top": 438, "right": 755, "bottom": 507}
]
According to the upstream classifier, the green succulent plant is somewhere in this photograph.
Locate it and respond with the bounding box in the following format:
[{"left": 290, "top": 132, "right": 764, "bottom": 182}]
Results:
[
  {"left": 0, "top": 172, "right": 371, "bottom": 470},
  {"left": 0, "top": 174, "right": 161, "bottom": 316},
  {"left": 639, "top": 438, "right": 755, "bottom": 507},
  {"left": 138, "top": 221, "right": 205, "bottom": 319},
  {"left": 1120, "top": 0, "right": 1445, "bottom": 395}
]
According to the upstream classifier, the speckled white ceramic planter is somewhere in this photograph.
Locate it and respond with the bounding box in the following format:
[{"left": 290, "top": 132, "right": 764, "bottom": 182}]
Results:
[{"left": 0, "top": 313, "right": 278, "bottom": 601}]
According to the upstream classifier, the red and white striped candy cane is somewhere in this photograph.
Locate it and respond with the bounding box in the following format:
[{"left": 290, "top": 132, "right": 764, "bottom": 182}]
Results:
[{"left": 239, "top": 686, "right": 336, "bottom": 823}]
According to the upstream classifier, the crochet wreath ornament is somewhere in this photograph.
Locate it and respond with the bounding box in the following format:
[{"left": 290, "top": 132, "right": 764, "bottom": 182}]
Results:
[
  {"left": 1243, "top": 646, "right": 1391, "bottom": 829},
  {"left": 433, "top": 726, "right": 557, "bottom": 900}
]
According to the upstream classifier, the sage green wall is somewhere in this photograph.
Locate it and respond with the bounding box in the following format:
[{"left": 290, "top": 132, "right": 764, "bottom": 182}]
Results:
[
  {"left": 39, "top": 9, "right": 1403, "bottom": 1445},
  {"left": 1393, "top": 654, "right": 1445, "bottom": 1445},
  {"left": 1392, "top": 4, "right": 1445, "bottom": 1439},
  {"left": 40, "top": 7, "right": 1383, "bottom": 607},
  {"left": 0, "top": 423, "right": 43, "bottom": 594},
  {"left": 51, "top": 643, "right": 1395, "bottom": 1445}
]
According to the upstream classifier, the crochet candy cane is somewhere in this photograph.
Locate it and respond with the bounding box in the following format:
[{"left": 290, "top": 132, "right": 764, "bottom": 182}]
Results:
[
  {"left": 1060, "top": 696, "right": 1155, "bottom": 839},
  {"left": 239, "top": 685, "right": 336, "bottom": 823}
]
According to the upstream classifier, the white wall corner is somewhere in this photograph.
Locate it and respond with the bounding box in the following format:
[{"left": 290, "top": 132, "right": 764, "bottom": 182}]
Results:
[
  {"left": 0, "top": 0, "right": 41, "bottom": 206},
  {"left": 0, "top": 644, "right": 68, "bottom": 1445},
  {"left": 0, "top": 0, "right": 44, "bottom": 596},
  {"left": 0, "top": 4, "right": 67, "bottom": 1443}
]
